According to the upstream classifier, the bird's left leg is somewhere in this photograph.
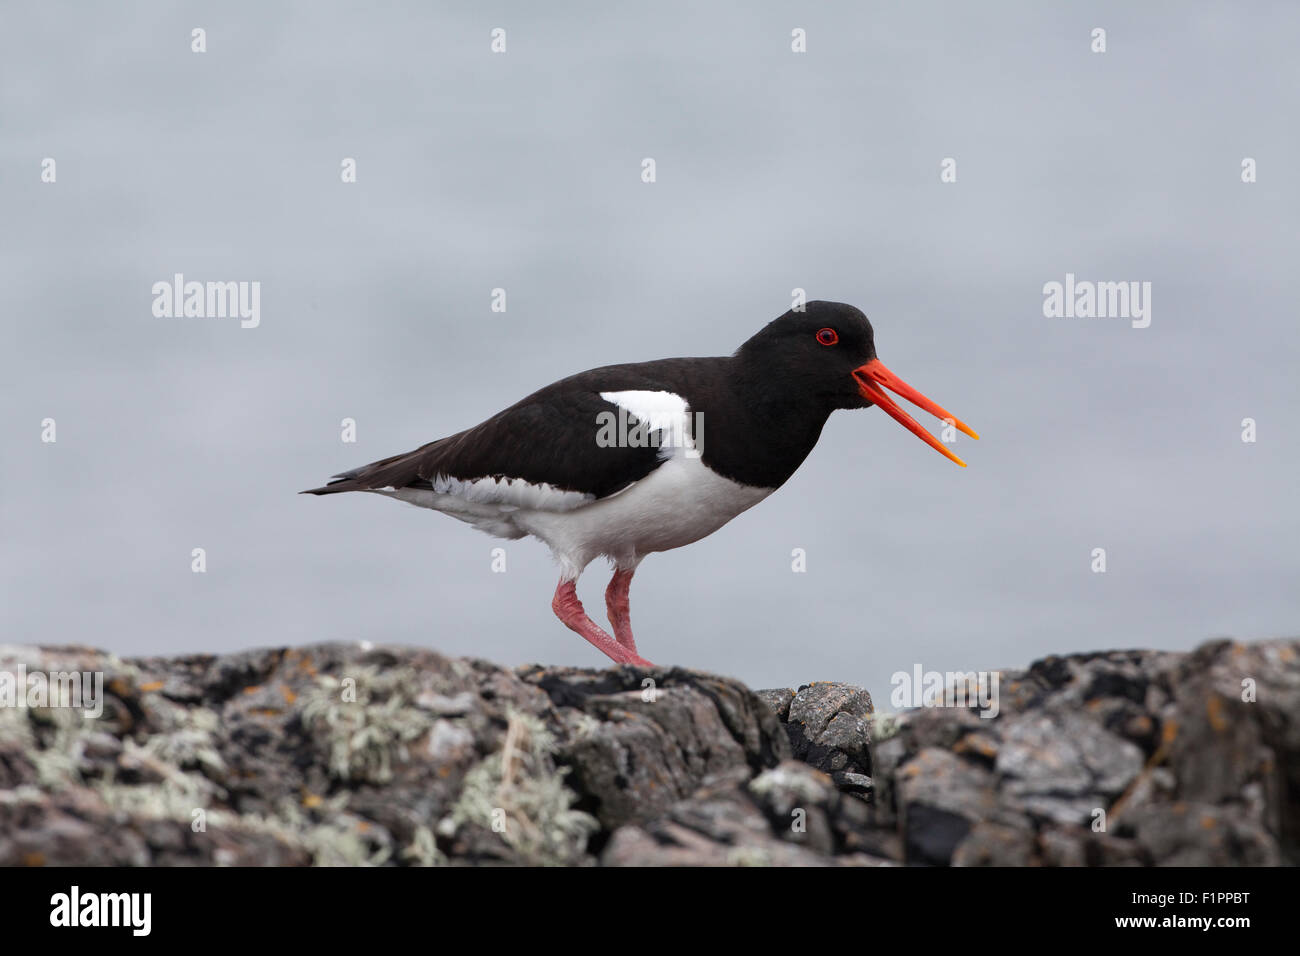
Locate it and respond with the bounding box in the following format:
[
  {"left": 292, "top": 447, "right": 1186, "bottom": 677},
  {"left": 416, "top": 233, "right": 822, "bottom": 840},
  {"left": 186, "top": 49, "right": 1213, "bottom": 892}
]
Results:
[
  {"left": 604, "top": 559, "right": 643, "bottom": 655},
  {"left": 552, "top": 578, "right": 653, "bottom": 668}
]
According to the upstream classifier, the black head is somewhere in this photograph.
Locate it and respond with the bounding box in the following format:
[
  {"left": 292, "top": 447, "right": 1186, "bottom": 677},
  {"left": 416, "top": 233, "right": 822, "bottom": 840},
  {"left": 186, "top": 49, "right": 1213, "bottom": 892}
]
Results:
[
  {"left": 735, "top": 301, "right": 878, "bottom": 409},
  {"left": 735, "top": 300, "right": 979, "bottom": 466}
]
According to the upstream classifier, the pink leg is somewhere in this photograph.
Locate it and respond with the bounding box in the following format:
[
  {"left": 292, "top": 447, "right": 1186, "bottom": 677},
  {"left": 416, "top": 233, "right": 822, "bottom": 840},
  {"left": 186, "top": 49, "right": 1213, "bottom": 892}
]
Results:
[
  {"left": 552, "top": 580, "right": 653, "bottom": 668},
  {"left": 605, "top": 567, "right": 639, "bottom": 653}
]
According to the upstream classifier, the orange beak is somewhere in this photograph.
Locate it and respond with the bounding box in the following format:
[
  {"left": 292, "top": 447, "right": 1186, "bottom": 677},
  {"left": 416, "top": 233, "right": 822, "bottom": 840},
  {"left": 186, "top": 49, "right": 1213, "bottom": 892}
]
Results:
[{"left": 852, "top": 359, "right": 979, "bottom": 467}]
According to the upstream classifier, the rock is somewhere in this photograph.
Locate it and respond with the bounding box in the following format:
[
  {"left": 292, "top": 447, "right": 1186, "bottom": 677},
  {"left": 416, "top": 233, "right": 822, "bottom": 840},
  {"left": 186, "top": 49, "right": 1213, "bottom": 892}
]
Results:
[
  {"left": 602, "top": 762, "right": 893, "bottom": 866},
  {"left": 996, "top": 709, "right": 1145, "bottom": 825},
  {"left": 951, "top": 821, "right": 1037, "bottom": 866},
  {"left": 0, "top": 636, "right": 1295, "bottom": 865},
  {"left": 897, "top": 748, "right": 1001, "bottom": 864},
  {"left": 0, "top": 644, "right": 787, "bottom": 866},
  {"left": 1119, "top": 802, "right": 1281, "bottom": 866},
  {"left": 758, "top": 681, "right": 873, "bottom": 782},
  {"left": 753, "top": 688, "right": 794, "bottom": 722},
  {"left": 517, "top": 666, "right": 790, "bottom": 830}
]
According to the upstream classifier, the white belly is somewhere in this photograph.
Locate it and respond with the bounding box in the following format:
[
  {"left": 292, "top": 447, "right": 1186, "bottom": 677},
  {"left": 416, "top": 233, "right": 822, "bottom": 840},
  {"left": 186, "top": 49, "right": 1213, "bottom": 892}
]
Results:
[
  {"left": 373, "top": 455, "right": 771, "bottom": 578},
  {"left": 514, "top": 454, "right": 773, "bottom": 577}
]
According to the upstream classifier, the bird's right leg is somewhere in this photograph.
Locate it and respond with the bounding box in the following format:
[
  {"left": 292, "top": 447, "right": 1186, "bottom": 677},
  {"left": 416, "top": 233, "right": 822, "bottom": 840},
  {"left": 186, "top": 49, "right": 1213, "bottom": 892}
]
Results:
[
  {"left": 552, "top": 578, "right": 653, "bottom": 668},
  {"left": 604, "top": 563, "right": 641, "bottom": 654}
]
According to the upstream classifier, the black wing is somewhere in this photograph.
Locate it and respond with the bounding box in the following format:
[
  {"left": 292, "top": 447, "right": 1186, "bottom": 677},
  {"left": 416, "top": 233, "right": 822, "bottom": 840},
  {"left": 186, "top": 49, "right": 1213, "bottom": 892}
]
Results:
[{"left": 300, "top": 363, "right": 694, "bottom": 502}]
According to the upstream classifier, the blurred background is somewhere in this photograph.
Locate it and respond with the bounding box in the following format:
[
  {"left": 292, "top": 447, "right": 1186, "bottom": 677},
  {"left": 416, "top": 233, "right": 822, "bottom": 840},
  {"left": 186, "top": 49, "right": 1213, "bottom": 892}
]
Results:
[{"left": 3, "top": 1, "right": 1297, "bottom": 696}]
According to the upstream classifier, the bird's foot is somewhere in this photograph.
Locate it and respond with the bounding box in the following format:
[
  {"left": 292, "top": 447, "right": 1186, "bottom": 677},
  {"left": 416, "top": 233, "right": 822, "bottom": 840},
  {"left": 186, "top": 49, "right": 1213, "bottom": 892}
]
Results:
[{"left": 553, "top": 580, "right": 653, "bottom": 667}]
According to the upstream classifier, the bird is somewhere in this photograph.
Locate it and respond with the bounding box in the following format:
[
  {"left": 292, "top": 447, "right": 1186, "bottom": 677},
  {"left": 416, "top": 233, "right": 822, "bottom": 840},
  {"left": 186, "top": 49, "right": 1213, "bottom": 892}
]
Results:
[{"left": 303, "top": 301, "right": 977, "bottom": 667}]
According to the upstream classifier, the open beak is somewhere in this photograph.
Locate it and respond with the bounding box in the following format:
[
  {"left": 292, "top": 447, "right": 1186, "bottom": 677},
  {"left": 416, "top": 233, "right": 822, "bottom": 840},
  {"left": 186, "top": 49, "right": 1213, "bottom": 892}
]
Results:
[{"left": 852, "top": 358, "right": 979, "bottom": 467}]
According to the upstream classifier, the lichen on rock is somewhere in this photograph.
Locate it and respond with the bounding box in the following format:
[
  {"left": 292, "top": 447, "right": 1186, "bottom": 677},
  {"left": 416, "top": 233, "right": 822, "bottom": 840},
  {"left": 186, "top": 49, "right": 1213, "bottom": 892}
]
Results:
[{"left": 1, "top": 637, "right": 1296, "bottom": 866}]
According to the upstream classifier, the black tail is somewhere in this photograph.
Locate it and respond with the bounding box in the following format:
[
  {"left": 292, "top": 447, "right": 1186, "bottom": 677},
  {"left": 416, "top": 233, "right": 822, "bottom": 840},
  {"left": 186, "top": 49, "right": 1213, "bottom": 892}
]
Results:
[
  {"left": 299, "top": 480, "right": 357, "bottom": 496},
  {"left": 300, "top": 439, "right": 448, "bottom": 496}
]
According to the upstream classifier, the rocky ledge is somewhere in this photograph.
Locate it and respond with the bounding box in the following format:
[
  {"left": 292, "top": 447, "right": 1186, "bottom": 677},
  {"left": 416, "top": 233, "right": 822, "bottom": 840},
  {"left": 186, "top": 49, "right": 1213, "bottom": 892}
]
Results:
[{"left": 0, "top": 638, "right": 1295, "bottom": 865}]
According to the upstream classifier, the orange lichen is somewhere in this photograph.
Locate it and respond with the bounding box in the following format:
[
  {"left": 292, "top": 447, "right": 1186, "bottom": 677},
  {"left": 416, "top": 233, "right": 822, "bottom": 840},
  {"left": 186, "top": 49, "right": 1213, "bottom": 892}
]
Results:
[{"left": 1206, "top": 696, "right": 1228, "bottom": 733}]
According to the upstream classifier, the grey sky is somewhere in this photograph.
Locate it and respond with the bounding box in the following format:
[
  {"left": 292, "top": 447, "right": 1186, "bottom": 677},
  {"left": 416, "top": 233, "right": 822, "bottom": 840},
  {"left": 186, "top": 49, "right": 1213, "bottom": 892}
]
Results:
[{"left": 3, "top": 1, "right": 1297, "bottom": 698}]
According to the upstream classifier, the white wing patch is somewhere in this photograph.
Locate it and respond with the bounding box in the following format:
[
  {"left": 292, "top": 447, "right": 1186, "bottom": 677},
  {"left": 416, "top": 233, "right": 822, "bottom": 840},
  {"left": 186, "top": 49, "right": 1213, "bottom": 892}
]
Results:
[{"left": 599, "top": 389, "right": 697, "bottom": 453}]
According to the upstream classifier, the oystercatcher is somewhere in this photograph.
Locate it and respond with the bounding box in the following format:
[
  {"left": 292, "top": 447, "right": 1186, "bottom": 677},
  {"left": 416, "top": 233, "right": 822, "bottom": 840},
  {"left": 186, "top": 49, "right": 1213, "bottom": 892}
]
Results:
[{"left": 303, "top": 301, "right": 977, "bottom": 667}]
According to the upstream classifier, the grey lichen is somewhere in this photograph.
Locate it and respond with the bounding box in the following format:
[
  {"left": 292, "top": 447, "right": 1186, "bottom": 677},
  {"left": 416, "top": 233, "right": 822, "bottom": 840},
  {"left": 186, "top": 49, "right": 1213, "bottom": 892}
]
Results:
[
  {"left": 10, "top": 704, "right": 91, "bottom": 791},
  {"left": 749, "top": 764, "right": 830, "bottom": 803},
  {"left": 142, "top": 698, "right": 226, "bottom": 775},
  {"left": 868, "top": 711, "right": 902, "bottom": 743},
  {"left": 726, "top": 845, "right": 773, "bottom": 866},
  {"left": 443, "top": 710, "right": 597, "bottom": 865},
  {"left": 298, "top": 666, "right": 434, "bottom": 784},
  {"left": 401, "top": 824, "right": 445, "bottom": 866}
]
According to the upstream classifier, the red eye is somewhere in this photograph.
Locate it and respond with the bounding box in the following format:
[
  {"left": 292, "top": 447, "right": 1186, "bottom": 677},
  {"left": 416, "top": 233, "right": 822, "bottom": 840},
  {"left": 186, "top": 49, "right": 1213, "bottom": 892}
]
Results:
[{"left": 816, "top": 328, "right": 838, "bottom": 346}]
